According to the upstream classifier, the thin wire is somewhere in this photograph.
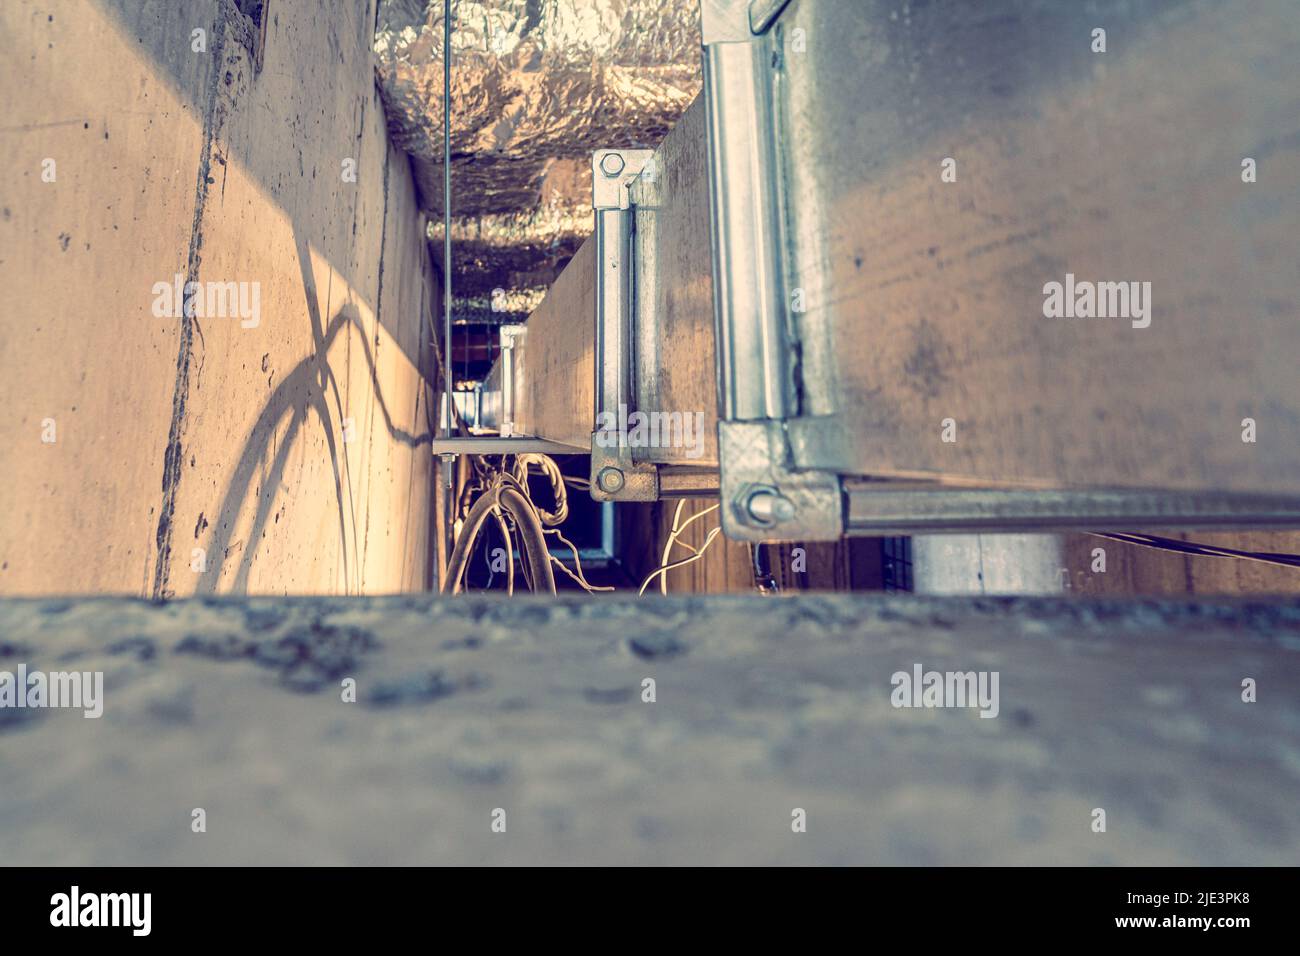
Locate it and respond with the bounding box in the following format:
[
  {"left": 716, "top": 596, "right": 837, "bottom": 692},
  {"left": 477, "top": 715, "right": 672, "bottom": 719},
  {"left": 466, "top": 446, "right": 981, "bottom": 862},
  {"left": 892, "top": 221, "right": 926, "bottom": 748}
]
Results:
[
  {"left": 659, "top": 500, "right": 687, "bottom": 595},
  {"left": 545, "top": 528, "right": 616, "bottom": 592},
  {"left": 659, "top": 502, "right": 719, "bottom": 592},
  {"left": 1090, "top": 532, "right": 1300, "bottom": 569},
  {"left": 674, "top": 503, "right": 720, "bottom": 536},
  {"left": 639, "top": 526, "right": 723, "bottom": 595}
]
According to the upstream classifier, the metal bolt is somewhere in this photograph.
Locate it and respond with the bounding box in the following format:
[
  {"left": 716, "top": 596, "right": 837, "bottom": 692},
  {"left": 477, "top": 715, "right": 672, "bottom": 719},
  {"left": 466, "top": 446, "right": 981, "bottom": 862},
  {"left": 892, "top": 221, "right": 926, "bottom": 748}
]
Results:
[
  {"left": 746, "top": 489, "right": 795, "bottom": 525},
  {"left": 599, "top": 152, "right": 626, "bottom": 177},
  {"left": 596, "top": 466, "right": 626, "bottom": 494}
]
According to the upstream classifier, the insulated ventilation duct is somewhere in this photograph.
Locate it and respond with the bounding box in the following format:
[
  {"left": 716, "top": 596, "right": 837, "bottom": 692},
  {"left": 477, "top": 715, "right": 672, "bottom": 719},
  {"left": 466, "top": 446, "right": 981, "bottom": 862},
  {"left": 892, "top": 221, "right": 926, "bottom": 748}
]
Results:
[{"left": 374, "top": 0, "right": 703, "bottom": 323}]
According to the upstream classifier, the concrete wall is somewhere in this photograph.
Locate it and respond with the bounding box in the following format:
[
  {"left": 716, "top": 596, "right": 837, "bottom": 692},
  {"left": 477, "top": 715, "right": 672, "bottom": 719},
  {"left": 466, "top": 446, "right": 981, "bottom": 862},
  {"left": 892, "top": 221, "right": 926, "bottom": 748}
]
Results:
[{"left": 0, "top": 0, "right": 439, "bottom": 597}]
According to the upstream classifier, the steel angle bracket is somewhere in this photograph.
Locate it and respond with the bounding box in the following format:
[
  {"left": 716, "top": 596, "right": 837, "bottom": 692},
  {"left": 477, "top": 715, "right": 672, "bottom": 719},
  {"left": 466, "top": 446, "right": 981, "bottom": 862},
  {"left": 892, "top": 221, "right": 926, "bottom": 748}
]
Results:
[
  {"left": 589, "top": 148, "right": 660, "bottom": 502},
  {"left": 702, "top": 0, "right": 845, "bottom": 541},
  {"left": 720, "top": 420, "right": 842, "bottom": 540},
  {"left": 590, "top": 147, "right": 721, "bottom": 503},
  {"left": 589, "top": 146, "right": 723, "bottom": 502}
]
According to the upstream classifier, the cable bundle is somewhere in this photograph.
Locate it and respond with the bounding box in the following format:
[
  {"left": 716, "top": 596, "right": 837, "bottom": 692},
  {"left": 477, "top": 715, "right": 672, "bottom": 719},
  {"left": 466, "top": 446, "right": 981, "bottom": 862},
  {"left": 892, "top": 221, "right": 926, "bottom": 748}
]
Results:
[
  {"left": 443, "top": 454, "right": 728, "bottom": 596},
  {"left": 443, "top": 455, "right": 610, "bottom": 594}
]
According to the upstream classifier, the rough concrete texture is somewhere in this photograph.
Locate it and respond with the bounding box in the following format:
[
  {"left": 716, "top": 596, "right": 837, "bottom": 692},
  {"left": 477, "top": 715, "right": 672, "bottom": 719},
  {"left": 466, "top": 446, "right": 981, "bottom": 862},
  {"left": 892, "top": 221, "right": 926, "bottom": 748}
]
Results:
[
  {"left": 0, "top": 0, "right": 438, "bottom": 597},
  {"left": 0, "top": 594, "right": 1296, "bottom": 865}
]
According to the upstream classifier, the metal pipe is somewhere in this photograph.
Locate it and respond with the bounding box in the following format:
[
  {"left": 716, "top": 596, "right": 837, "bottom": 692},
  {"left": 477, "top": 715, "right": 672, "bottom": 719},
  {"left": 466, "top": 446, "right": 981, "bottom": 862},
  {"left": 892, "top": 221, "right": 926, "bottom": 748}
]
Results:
[{"left": 442, "top": 0, "right": 452, "bottom": 450}]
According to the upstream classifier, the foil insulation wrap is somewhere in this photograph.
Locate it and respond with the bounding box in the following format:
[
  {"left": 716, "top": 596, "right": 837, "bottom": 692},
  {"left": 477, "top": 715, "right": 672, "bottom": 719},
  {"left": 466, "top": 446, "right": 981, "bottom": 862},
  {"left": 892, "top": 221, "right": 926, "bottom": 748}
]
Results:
[{"left": 375, "top": 0, "right": 703, "bottom": 322}]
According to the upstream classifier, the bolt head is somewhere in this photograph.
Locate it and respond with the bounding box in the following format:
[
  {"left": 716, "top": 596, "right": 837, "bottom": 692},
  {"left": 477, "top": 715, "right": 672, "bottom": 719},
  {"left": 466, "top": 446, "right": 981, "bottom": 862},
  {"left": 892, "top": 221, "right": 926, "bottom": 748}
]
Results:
[
  {"left": 746, "top": 489, "right": 795, "bottom": 525},
  {"left": 599, "top": 152, "right": 626, "bottom": 177},
  {"left": 596, "top": 466, "right": 625, "bottom": 494}
]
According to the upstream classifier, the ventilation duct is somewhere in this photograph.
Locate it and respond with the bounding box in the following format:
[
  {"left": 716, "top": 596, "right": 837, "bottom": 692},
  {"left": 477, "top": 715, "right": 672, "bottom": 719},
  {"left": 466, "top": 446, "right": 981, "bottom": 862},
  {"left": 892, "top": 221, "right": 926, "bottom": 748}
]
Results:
[{"left": 374, "top": 0, "right": 703, "bottom": 322}]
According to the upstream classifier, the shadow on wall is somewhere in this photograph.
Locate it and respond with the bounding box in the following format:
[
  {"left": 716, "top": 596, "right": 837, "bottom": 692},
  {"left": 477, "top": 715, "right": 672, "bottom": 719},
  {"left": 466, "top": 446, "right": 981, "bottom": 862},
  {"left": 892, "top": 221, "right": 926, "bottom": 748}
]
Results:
[
  {"left": 86, "top": 0, "right": 438, "bottom": 596},
  {"left": 197, "top": 230, "right": 436, "bottom": 593},
  {"left": 89, "top": 0, "right": 433, "bottom": 370}
]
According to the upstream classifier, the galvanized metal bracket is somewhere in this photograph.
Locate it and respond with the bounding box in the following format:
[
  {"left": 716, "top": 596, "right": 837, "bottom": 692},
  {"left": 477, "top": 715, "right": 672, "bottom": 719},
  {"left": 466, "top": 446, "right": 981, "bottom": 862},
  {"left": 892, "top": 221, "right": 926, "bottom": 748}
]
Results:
[
  {"left": 702, "top": 0, "right": 846, "bottom": 540},
  {"left": 588, "top": 144, "right": 729, "bottom": 503},
  {"left": 590, "top": 147, "right": 668, "bottom": 502},
  {"left": 592, "top": 149, "right": 653, "bottom": 212},
  {"left": 590, "top": 148, "right": 655, "bottom": 501},
  {"left": 718, "top": 420, "right": 842, "bottom": 541},
  {"left": 590, "top": 448, "right": 660, "bottom": 502}
]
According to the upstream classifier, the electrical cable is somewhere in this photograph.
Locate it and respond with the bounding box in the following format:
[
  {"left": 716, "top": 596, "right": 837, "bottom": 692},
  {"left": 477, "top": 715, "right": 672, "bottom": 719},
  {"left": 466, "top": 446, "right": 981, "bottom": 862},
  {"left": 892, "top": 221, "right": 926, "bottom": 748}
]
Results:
[
  {"left": 639, "top": 524, "right": 724, "bottom": 595},
  {"left": 544, "top": 527, "right": 615, "bottom": 592},
  {"left": 513, "top": 521, "right": 534, "bottom": 592},
  {"left": 658, "top": 500, "right": 687, "bottom": 595},
  {"left": 664, "top": 504, "right": 718, "bottom": 582},
  {"left": 655, "top": 501, "right": 719, "bottom": 594},
  {"left": 507, "top": 457, "right": 617, "bottom": 593},
  {"left": 443, "top": 478, "right": 556, "bottom": 594},
  {"left": 1090, "top": 532, "right": 1300, "bottom": 570},
  {"left": 456, "top": 463, "right": 740, "bottom": 599},
  {"left": 443, "top": 485, "right": 497, "bottom": 594},
  {"left": 673, "top": 503, "right": 720, "bottom": 535},
  {"left": 492, "top": 509, "right": 514, "bottom": 596},
  {"left": 750, "top": 542, "right": 779, "bottom": 595},
  {"left": 511, "top": 454, "right": 568, "bottom": 525},
  {"left": 507, "top": 483, "right": 556, "bottom": 593}
]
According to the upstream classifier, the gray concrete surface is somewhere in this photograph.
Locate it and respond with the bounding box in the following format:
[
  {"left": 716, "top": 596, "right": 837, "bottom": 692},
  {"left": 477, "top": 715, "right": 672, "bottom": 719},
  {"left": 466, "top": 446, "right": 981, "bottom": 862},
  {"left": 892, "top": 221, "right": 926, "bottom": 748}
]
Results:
[
  {"left": 0, "top": 0, "right": 438, "bottom": 598},
  {"left": 0, "top": 594, "right": 1296, "bottom": 865}
]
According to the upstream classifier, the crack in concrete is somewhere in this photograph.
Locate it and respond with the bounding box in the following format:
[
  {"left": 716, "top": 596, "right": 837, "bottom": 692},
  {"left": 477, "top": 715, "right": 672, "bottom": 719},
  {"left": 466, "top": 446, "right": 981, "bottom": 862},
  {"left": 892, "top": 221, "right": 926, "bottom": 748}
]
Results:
[{"left": 150, "top": 1, "right": 233, "bottom": 601}]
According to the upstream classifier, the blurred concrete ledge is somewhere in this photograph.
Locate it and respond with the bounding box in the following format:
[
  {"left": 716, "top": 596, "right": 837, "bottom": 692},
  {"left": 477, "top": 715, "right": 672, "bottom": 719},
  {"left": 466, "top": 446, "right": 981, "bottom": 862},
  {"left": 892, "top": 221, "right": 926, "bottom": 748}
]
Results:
[{"left": 1, "top": 594, "right": 1297, "bottom": 864}]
